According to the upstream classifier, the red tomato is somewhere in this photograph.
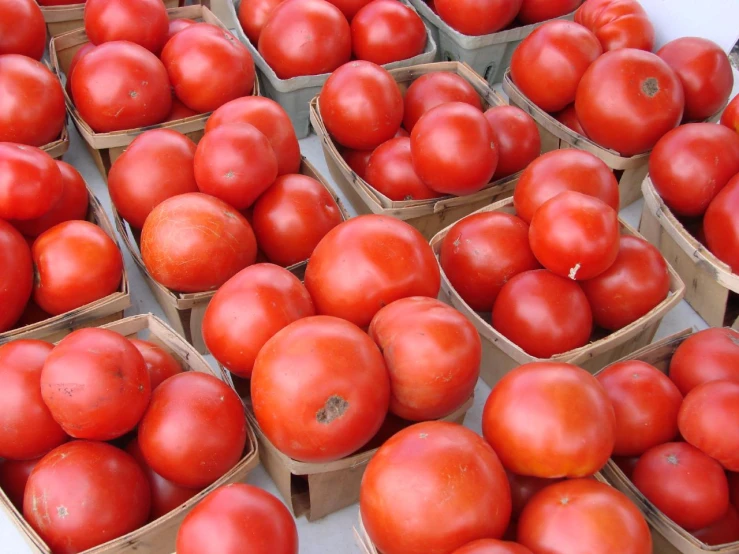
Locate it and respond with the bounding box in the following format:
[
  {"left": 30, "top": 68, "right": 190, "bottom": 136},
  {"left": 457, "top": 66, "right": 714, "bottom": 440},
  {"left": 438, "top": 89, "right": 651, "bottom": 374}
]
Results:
[
  {"left": 304, "top": 215, "right": 441, "bottom": 327},
  {"left": 518, "top": 479, "right": 652, "bottom": 554},
  {"left": 402, "top": 72, "right": 482, "bottom": 133},
  {"left": 483, "top": 362, "right": 616, "bottom": 477},
  {"left": 731, "top": 472, "right": 739, "bottom": 507},
  {"left": 341, "top": 146, "right": 373, "bottom": 179},
  {"left": 434, "top": 0, "right": 521, "bottom": 35},
  {"left": 0, "top": 457, "right": 39, "bottom": 511},
  {"left": 693, "top": 505, "right": 739, "bottom": 546},
  {"left": 351, "top": 0, "right": 427, "bottom": 64},
  {"left": 71, "top": 41, "right": 172, "bottom": 133},
  {"left": 176, "top": 484, "right": 298, "bottom": 554},
  {"left": 167, "top": 18, "right": 196, "bottom": 41},
  {"left": 633, "top": 442, "right": 729, "bottom": 530},
  {"left": 0, "top": 0, "right": 45, "bottom": 59},
  {"left": 109, "top": 129, "right": 198, "bottom": 229},
  {"left": 24, "top": 441, "right": 151, "bottom": 554},
  {"left": 365, "top": 137, "right": 438, "bottom": 201},
  {"left": 128, "top": 339, "right": 183, "bottom": 392},
  {"left": 439, "top": 212, "right": 540, "bottom": 311},
  {"left": 705, "top": 173, "right": 739, "bottom": 273},
  {"left": 613, "top": 456, "right": 639, "bottom": 480},
  {"left": 321, "top": 61, "right": 403, "bottom": 150},
  {"left": 517, "top": 0, "right": 581, "bottom": 24},
  {"left": 529, "top": 191, "right": 620, "bottom": 280},
  {"left": 576, "top": 49, "right": 685, "bottom": 156},
  {"left": 84, "top": 0, "right": 168, "bottom": 53},
  {"left": 0, "top": 143, "right": 63, "bottom": 221},
  {"left": 484, "top": 106, "right": 541, "bottom": 179},
  {"left": 513, "top": 149, "right": 619, "bottom": 224},
  {"left": 139, "top": 372, "right": 247, "bottom": 488},
  {"left": 140, "top": 193, "right": 257, "bottom": 293},
  {"left": 259, "top": 0, "right": 351, "bottom": 79},
  {"left": 205, "top": 96, "right": 301, "bottom": 176},
  {"left": 580, "top": 235, "right": 670, "bottom": 330},
  {"left": 453, "top": 540, "right": 533, "bottom": 554},
  {"left": 325, "top": 0, "right": 372, "bottom": 20},
  {"left": 720, "top": 94, "right": 739, "bottom": 133},
  {"left": 0, "top": 220, "right": 32, "bottom": 332},
  {"left": 669, "top": 328, "right": 739, "bottom": 395},
  {"left": 575, "top": 0, "right": 655, "bottom": 52},
  {"left": 252, "top": 316, "right": 390, "bottom": 462},
  {"left": 238, "top": 0, "right": 283, "bottom": 44},
  {"left": 32, "top": 220, "right": 123, "bottom": 315},
  {"left": 507, "top": 471, "right": 562, "bottom": 520},
  {"left": 649, "top": 123, "right": 739, "bottom": 217},
  {"left": 411, "top": 102, "right": 498, "bottom": 195},
  {"left": 165, "top": 97, "right": 199, "bottom": 121},
  {"left": 65, "top": 43, "right": 96, "bottom": 97},
  {"left": 361, "top": 421, "right": 512, "bottom": 554},
  {"left": 555, "top": 104, "right": 587, "bottom": 135},
  {"left": 511, "top": 21, "right": 602, "bottom": 113}
]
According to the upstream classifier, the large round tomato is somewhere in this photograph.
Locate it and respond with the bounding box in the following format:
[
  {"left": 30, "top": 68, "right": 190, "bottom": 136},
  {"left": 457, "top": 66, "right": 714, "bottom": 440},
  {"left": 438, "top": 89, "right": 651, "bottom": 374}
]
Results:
[
  {"left": 453, "top": 539, "right": 533, "bottom": 554},
  {"left": 202, "top": 264, "right": 315, "bottom": 378},
  {"left": 575, "top": 49, "right": 684, "bottom": 156},
  {"left": 71, "top": 42, "right": 172, "bottom": 133},
  {"left": 704, "top": 173, "right": 739, "bottom": 273},
  {"left": 721, "top": 94, "right": 739, "bottom": 133},
  {"left": 139, "top": 372, "right": 247, "bottom": 488},
  {"left": 0, "top": 143, "right": 63, "bottom": 221},
  {"left": 84, "top": 0, "right": 168, "bottom": 53},
  {"left": 238, "top": 0, "right": 284, "bottom": 44},
  {"left": 434, "top": 0, "right": 521, "bottom": 35},
  {"left": 484, "top": 106, "right": 541, "bottom": 179},
  {"left": 351, "top": 0, "right": 427, "bottom": 65},
  {"left": 361, "top": 421, "right": 512, "bottom": 554},
  {"left": 517, "top": 0, "right": 581, "bottom": 24},
  {"left": 511, "top": 21, "right": 602, "bottom": 113},
  {"left": 140, "top": 193, "right": 257, "bottom": 293},
  {"left": 0, "top": 457, "right": 39, "bottom": 511},
  {"left": 555, "top": 104, "right": 587, "bottom": 135},
  {"left": 33, "top": 220, "right": 123, "bottom": 315},
  {"left": 304, "top": 215, "right": 441, "bottom": 327},
  {"left": 0, "top": 220, "right": 32, "bottom": 332},
  {"left": 574, "top": 0, "right": 655, "bottom": 52},
  {"left": 24, "top": 441, "right": 150, "bottom": 553},
  {"left": 321, "top": 61, "right": 403, "bottom": 150},
  {"left": 506, "top": 472, "right": 562, "bottom": 521},
  {"left": 365, "top": 137, "right": 438, "bottom": 201},
  {"left": 693, "top": 505, "right": 739, "bottom": 546},
  {"left": 580, "top": 235, "right": 670, "bottom": 330},
  {"left": 162, "top": 23, "right": 255, "bottom": 113},
  {"left": 669, "top": 328, "right": 739, "bottom": 394},
  {"left": 518, "top": 479, "right": 652, "bottom": 554},
  {"left": 167, "top": 18, "right": 196, "bottom": 41},
  {"left": 403, "top": 72, "right": 482, "bottom": 133},
  {"left": 176, "top": 484, "right": 298, "bottom": 554},
  {"left": 632, "top": 442, "right": 729, "bottom": 530},
  {"left": 0, "top": 0, "right": 45, "bottom": 59},
  {"left": 259, "top": 0, "right": 351, "bottom": 79},
  {"left": 129, "top": 339, "right": 183, "bottom": 392}
]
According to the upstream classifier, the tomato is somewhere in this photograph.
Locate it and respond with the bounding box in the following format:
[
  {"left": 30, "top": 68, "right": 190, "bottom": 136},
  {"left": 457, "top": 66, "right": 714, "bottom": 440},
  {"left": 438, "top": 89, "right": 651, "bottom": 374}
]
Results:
[
  {"left": 84, "top": 0, "right": 168, "bottom": 53},
  {"left": 434, "top": 0, "right": 521, "bottom": 35},
  {"left": 109, "top": 129, "right": 198, "bottom": 230},
  {"left": 513, "top": 149, "right": 619, "bottom": 224},
  {"left": 452, "top": 539, "right": 533, "bottom": 554},
  {"left": 205, "top": 96, "right": 301, "bottom": 176},
  {"left": 71, "top": 41, "right": 172, "bottom": 133},
  {"left": 0, "top": 457, "right": 39, "bottom": 511},
  {"left": 613, "top": 456, "right": 639, "bottom": 480},
  {"left": 325, "top": 0, "right": 372, "bottom": 20},
  {"left": 365, "top": 137, "right": 438, "bottom": 201},
  {"left": 0, "top": 0, "right": 45, "bottom": 59},
  {"left": 139, "top": 372, "right": 247, "bottom": 488},
  {"left": 0, "top": 143, "right": 63, "bottom": 221},
  {"left": 167, "top": 18, "right": 196, "bottom": 41},
  {"left": 518, "top": 479, "right": 652, "bottom": 554},
  {"left": 129, "top": 339, "right": 183, "bottom": 392},
  {"left": 351, "top": 0, "right": 426, "bottom": 65},
  {"left": 693, "top": 505, "right": 739, "bottom": 546},
  {"left": 555, "top": 104, "right": 587, "bottom": 135},
  {"left": 341, "top": 147, "right": 374, "bottom": 180},
  {"left": 140, "top": 193, "right": 257, "bottom": 293},
  {"left": 507, "top": 471, "right": 562, "bottom": 520},
  {"left": 177, "top": 484, "right": 298, "bottom": 554},
  {"left": 402, "top": 72, "right": 482, "bottom": 133},
  {"left": 731, "top": 472, "right": 739, "bottom": 507},
  {"left": 259, "top": 0, "right": 351, "bottom": 79},
  {"left": 321, "top": 61, "right": 403, "bottom": 150},
  {"left": 0, "top": 220, "right": 32, "bottom": 332},
  {"left": 721, "top": 94, "right": 739, "bottom": 133},
  {"left": 238, "top": 0, "right": 284, "bottom": 44},
  {"left": 633, "top": 442, "right": 729, "bottom": 530},
  {"left": 575, "top": 0, "right": 655, "bottom": 52},
  {"left": 65, "top": 43, "right": 96, "bottom": 97},
  {"left": 439, "top": 212, "right": 540, "bottom": 312},
  {"left": 511, "top": 21, "right": 602, "bottom": 113},
  {"left": 24, "top": 441, "right": 150, "bottom": 554},
  {"left": 580, "top": 235, "right": 670, "bottom": 330},
  {"left": 517, "top": 0, "right": 581, "bottom": 24},
  {"left": 202, "top": 264, "right": 315, "bottom": 378},
  {"left": 484, "top": 106, "right": 540, "bottom": 179},
  {"left": 361, "top": 421, "right": 511, "bottom": 554},
  {"left": 649, "top": 123, "right": 739, "bottom": 217},
  {"left": 304, "top": 215, "right": 441, "bottom": 327},
  {"left": 705, "top": 173, "right": 739, "bottom": 273},
  {"left": 165, "top": 97, "right": 199, "bottom": 121},
  {"left": 669, "top": 328, "right": 739, "bottom": 395}
]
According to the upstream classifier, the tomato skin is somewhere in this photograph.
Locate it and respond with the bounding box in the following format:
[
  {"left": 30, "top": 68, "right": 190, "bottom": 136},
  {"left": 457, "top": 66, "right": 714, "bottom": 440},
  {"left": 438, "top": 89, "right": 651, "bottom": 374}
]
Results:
[
  {"left": 693, "top": 505, "right": 739, "bottom": 546},
  {"left": 511, "top": 21, "right": 602, "bottom": 113},
  {"left": 351, "top": 0, "right": 427, "bottom": 65},
  {"left": 165, "top": 97, "right": 199, "bottom": 121},
  {"left": 360, "top": 421, "right": 512, "bottom": 554},
  {"left": 0, "top": 220, "right": 33, "bottom": 332},
  {"left": 341, "top": 147, "right": 374, "bottom": 180},
  {"left": 65, "top": 43, "right": 96, "bottom": 97},
  {"left": 484, "top": 106, "right": 540, "bottom": 179},
  {"left": 633, "top": 442, "right": 729, "bottom": 530},
  {"left": 555, "top": 104, "right": 587, "bottom": 135},
  {"left": 669, "top": 328, "right": 739, "bottom": 395},
  {"left": 176, "top": 484, "right": 298, "bottom": 554},
  {"left": 24, "top": 441, "right": 151, "bottom": 554},
  {"left": 167, "top": 18, "right": 195, "bottom": 42},
  {"left": 0, "top": 143, "right": 63, "bottom": 221},
  {"left": 720, "top": 94, "right": 739, "bottom": 133},
  {"left": 452, "top": 539, "right": 533, "bottom": 554},
  {"left": 704, "top": 173, "right": 739, "bottom": 273},
  {"left": 128, "top": 339, "right": 183, "bottom": 392},
  {"left": 517, "top": 0, "right": 582, "bottom": 24},
  {"left": 435, "top": 0, "right": 521, "bottom": 36},
  {"left": 365, "top": 137, "right": 438, "bottom": 201},
  {"left": 0, "top": 0, "right": 45, "bottom": 60},
  {"left": 506, "top": 471, "right": 562, "bottom": 520},
  {"left": 84, "top": 0, "right": 168, "bottom": 53},
  {"left": 575, "top": 0, "right": 655, "bottom": 52},
  {"left": 402, "top": 72, "right": 482, "bottom": 133},
  {"left": 304, "top": 215, "right": 441, "bottom": 328},
  {"left": 238, "top": 0, "right": 284, "bottom": 44},
  {"left": 0, "top": 457, "right": 39, "bottom": 511},
  {"left": 325, "top": 0, "right": 372, "bottom": 20}
]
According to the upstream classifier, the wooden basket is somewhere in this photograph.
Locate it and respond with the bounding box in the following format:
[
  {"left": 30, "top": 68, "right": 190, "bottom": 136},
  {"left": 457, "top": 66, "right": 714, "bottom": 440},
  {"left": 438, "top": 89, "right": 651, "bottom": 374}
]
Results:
[
  {"left": 310, "top": 61, "right": 520, "bottom": 240},
  {"left": 40, "top": 124, "right": 70, "bottom": 161},
  {"left": 640, "top": 175, "right": 739, "bottom": 329},
  {"left": 429, "top": 196, "right": 686, "bottom": 387}
]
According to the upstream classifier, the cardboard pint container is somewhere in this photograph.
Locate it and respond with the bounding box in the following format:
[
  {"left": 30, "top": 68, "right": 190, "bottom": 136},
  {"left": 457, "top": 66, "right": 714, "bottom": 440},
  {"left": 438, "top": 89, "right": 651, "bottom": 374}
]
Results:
[{"left": 40, "top": 124, "right": 70, "bottom": 160}]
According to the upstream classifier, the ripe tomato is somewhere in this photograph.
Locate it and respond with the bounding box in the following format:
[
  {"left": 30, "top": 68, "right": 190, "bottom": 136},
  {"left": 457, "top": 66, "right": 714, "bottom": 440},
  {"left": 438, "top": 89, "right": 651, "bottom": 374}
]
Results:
[
  {"left": 0, "top": 0, "right": 45, "bottom": 59},
  {"left": 167, "top": 18, "right": 196, "bottom": 41},
  {"left": 507, "top": 471, "right": 562, "bottom": 520},
  {"left": 693, "top": 505, "right": 739, "bottom": 546},
  {"left": 33, "top": 220, "right": 123, "bottom": 315},
  {"left": 177, "top": 484, "right": 298, "bottom": 554},
  {"left": 402, "top": 72, "right": 482, "bottom": 133},
  {"left": 614, "top": 456, "right": 639, "bottom": 480},
  {"left": 325, "top": 0, "right": 372, "bottom": 20},
  {"left": 453, "top": 539, "right": 534, "bottom": 554},
  {"left": 440, "top": 212, "right": 540, "bottom": 312},
  {"left": 0, "top": 220, "right": 32, "bottom": 332},
  {"left": 576, "top": 49, "right": 684, "bottom": 156},
  {"left": 0, "top": 143, "right": 63, "bottom": 221},
  {"left": 365, "top": 137, "right": 438, "bottom": 201},
  {"left": 633, "top": 442, "right": 729, "bottom": 530},
  {"left": 165, "top": 97, "right": 199, "bottom": 121},
  {"left": 704, "top": 173, "right": 739, "bottom": 273},
  {"left": 238, "top": 0, "right": 284, "bottom": 44},
  {"left": 341, "top": 146, "right": 373, "bottom": 179},
  {"left": 71, "top": 41, "right": 172, "bottom": 133},
  {"left": 555, "top": 104, "right": 587, "bottom": 135},
  {"left": 24, "top": 441, "right": 150, "bottom": 554},
  {"left": 361, "top": 421, "right": 512, "bottom": 554},
  {"left": 484, "top": 106, "right": 540, "bottom": 179},
  {"left": 650, "top": 123, "right": 739, "bottom": 217},
  {"left": 129, "top": 339, "right": 183, "bottom": 392},
  {"left": 304, "top": 215, "right": 441, "bottom": 327},
  {"left": 529, "top": 191, "right": 620, "bottom": 280},
  {"left": 517, "top": 0, "right": 581, "bottom": 24},
  {"left": 434, "top": 0, "right": 521, "bottom": 35},
  {"left": 84, "top": 0, "right": 168, "bottom": 53},
  {"left": 721, "top": 94, "right": 739, "bottom": 133},
  {"left": 511, "top": 21, "right": 602, "bottom": 113},
  {"left": 140, "top": 193, "right": 257, "bottom": 293},
  {"left": 321, "top": 61, "right": 403, "bottom": 150},
  {"left": 0, "top": 457, "right": 39, "bottom": 511},
  {"left": 259, "top": 0, "right": 351, "bottom": 79},
  {"left": 351, "top": 0, "right": 427, "bottom": 64},
  {"left": 669, "top": 328, "right": 739, "bottom": 395},
  {"left": 518, "top": 479, "right": 652, "bottom": 554},
  {"left": 483, "top": 362, "right": 615, "bottom": 477},
  {"left": 65, "top": 42, "right": 96, "bottom": 96},
  {"left": 139, "top": 372, "right": 247, "bottom": 488},
  {"left": 411, "top": 102, "right": 498, "bottom": 195},
  {"left": 580, "top": 235, "right": 670, "bottom": 330},
  {"left": 513, "top": 149, "right": 619, "bottom": 224},
  {"left": 575, "top": 0, "right": 655, "bottom": 52}
]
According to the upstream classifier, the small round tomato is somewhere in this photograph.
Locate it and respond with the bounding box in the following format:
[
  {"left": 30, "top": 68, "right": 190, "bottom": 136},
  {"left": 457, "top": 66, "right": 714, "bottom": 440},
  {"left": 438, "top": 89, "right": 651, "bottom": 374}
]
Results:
[
  {"left": 693, "top": 505, "right": 739, "bottom": 546},
  {"left": 511, "top": 20, "right": 602, "bottom": 113},
  {"left": 0, "top": 0, "right": 45, "bottom": 59},
  {"left": 65, "top": 43, "right": 96, "bottom": 96},
  {"left": 167, "top": 18, "right": 196, "bottom": 41},
  {"left": 402, "top": 72, "right": 482, "bottom": 133},
  {"left": 555, "top": 104, "right": 587, "bottom": 135},
  {"left": 341, "top": 146, "right": 373, "bottom": 180},
  {"left": 575, "top": 0, "right": 655, "bottom": 52},
  {"left": 704, "top": 173, "right": 739, "bottom": 273},
  {"left": 84, "top": 0, "right": 168, "bottom": 53},
  {"left": 435, "top": 0, "right": 521, "bottom": 35},
  {"left": 507, "top": 471, "right": 562, "bottom": 520},
  {"left": 361, "top": 421, "right": 512, "bottom": 554},
  {"left": 128, "top": 339, "right": 183, "bottom": 392},
  {"left": 484, "top": 106, "right": 541, "bottom": 179},
  {"left": 517, "top": 0, "right": 581, "bottom": 24},
  {"left": 721, "top": 94, "right": 739, "bottom": 133},
  {"left": 0, "top": 457, "right": 39, "bottom": 511},
  {"left": 365, "top": 137, "right": 438, "bottom": 201},
  {"left": 325, "top": 0, "right": 372, "bottom": 20},
  {"left": 453, "top": 539, "right": 533, "bottom": 554},
  {"left": 351, "top": 0, "right": 426, "bottom": 65},
  {"left": 238, "top": 0, "right": 284, "bottom": 44},
  {"left": 0, "top": 143, "right": 63, "bottom": 221},
  {"left": 669, "top": 328, "right": 739, "bottom": 395},
  {"left": 633, "top": 442, "right": 729, "bottom": 531},
  {"left": 0, "top": 220, "right": 32, "bottom": 332}
]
